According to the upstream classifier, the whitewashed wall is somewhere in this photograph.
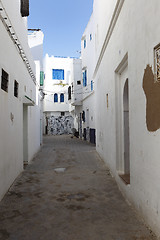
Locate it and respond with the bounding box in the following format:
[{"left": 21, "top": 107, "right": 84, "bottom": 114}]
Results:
[
  {"left": 0, "top": 0, "right": 41, "bottom": 200},
  {"left": 92, "top": 0, "right": 160, "bottom": 237},
  {"left": 28, "top": 31, "right": 44, "bottom": 146},
  {"left": 80, "top": 13, "right": 96, "bottom": 141},
  {"left": 43, "top": 55, "right": 72, "bottom": 114}
]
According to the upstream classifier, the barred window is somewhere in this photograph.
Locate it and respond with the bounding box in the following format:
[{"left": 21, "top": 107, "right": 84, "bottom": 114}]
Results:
[
  {"left": 1, "top": 69, "right": 9, "bottom": 92},
  {"left": 154, "top": 45, "right": 160, "bottom": 81},
  {"left": 21, "top": 0, "right": 29, "bottom": 17}
]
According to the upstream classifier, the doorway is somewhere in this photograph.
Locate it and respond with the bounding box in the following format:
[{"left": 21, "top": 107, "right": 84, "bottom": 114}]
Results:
[
  {"left": 123, "top": 79, "right": 130, "bottom": 182},
  {"left": 115, "top": 54, "right": 130, "bottom": 184}
]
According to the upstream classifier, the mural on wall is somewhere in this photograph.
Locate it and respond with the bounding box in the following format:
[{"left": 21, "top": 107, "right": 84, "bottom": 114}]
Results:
[
  {"left": 143, "top": 65, "right": 160, "bottom": 132},
  {"left": 47, "top": 116, "right": 74, "bottom": 135}
]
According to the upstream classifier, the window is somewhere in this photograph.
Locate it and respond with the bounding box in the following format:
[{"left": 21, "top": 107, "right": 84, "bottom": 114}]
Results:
[
  {"left": 52, "top": 69, "right": 64, "bottom": 80},
  {"left": 83, "top": 70, "right": 87, "bottom": 87},
  {"left": 54, "top": 93, "right": 58, "bottom": 102},
  {"left": 14, "top": 80, "right": 19, "bottom": 98},
  {"left": 91, "top": 80, "right": 93, "bottom": 91},
  {"left": 84, "top": 39, "right": 86, "bottom": 49},
  {"left": 90, "top": 34, "right": 92, "bottom": 41},
  {"left": 82, "top": 111, "right": 85, "bottom": 122},
  {"left": 1, "top": 69, "right": 9, "bottom": 92},
  {"left": 60, "top": 93, "right": 64, "bottom": 102},
  {"left": 61, "top": 112, "right": 65, "bottom": 116},
  {"left": 68, "top": 86, "right": 71, "bottom": 100},
  {"left": 77, "top": 80, "right": 81, "bottom": 85},
  {"left": 154, "top": 44, "right": 160, "bottom": 81},
  {"left": 21, "top": 0, "right": 29, "bottom": 17}
]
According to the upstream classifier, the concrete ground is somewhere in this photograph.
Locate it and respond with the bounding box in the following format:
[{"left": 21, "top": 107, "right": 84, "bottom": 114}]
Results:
[{"left": 0, "top": 135, "right": 157, "bottom": 240}]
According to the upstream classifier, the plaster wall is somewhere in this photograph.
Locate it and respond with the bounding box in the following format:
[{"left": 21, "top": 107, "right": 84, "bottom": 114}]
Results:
[
  {"left": 0, "top": 1, "right": 40, "bottom": 200},
  {"left": 28, "top": 31, "right": 44, "bottom": 71},
  {"left": 93, "top": 0, "right": 160, "bottom": 236},
  {"left": 81, "top": 13, "right": 96, "bottom": 137},
  {"left": 28, "top": 31, "right": 44, "bottom": 146},
  {"left": 82, "top": 93, "right": 96, "bottom": 130},
  {"left": 43, "top": 55, "right": 73, "bottom": 114},
  {"left": 71, "top": 59, "right": 82, "bottom": 105},
  {"left": 1, "top": 0, "right": 35, "bottom": 73}
]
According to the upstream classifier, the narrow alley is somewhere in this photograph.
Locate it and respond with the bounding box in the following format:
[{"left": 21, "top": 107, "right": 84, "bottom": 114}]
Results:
[{"left": 0, "top": 136, "right": 157, "bottom": 240}]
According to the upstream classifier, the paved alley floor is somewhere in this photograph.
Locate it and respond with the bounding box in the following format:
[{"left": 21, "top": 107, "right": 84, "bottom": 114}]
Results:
[{"left": 0, "top": 135, "right": 157, "bottom": 240}]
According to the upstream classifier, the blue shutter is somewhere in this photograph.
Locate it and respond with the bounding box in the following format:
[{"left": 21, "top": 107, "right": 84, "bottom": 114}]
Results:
[
  {"left": 83, "top": 70, "right": 87, "bottom": 87},
  {"left": 84, "top": 39, "right": 86, "bottom": 49},
  {"left": 54, "top": 93, "right": 58, "bottom": 102},
  {"left": 52, "top": 69, "right": 64, "bottom": 80},
  {"left": 91, "top": 80, "right": 93, "bottom": 91},
  {"left": 60, "top": 93, "right": 64, "bottom": 102},
  {"left": 40, "top": 71, "right": 44, "bottom": 86},
  {"left": 83, "top": 72, "right": 85, "bottom": 87}
]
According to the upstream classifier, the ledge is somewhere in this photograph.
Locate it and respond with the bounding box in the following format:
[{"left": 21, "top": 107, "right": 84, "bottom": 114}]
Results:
[{"left": 119, "top": 174, "right": 130, "bottom": 185}]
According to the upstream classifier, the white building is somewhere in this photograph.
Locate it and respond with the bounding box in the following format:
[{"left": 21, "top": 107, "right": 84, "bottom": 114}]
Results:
[
  {"left": 43, "top": 54, "right": 81, "bottom": 135},
  {"left": 82, "top": 0, "right": 160, "bottom": 237},
  {"left": 71, "top": 14, "right": 96, "bottom": 142},
  {"left": 28, "top": 29, "right": 44, "bottom": 145},
  {"left": 80, "top": 13, "right": 96, "bottom": 143},
  {"left": 0, "top": 0, "right": 41, "bottom": 200}
]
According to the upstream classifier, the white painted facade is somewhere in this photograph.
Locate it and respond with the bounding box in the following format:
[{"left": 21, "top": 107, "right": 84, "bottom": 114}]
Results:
[
  {"left": 83, "top": 0, "right": 160, "bottom": 237},
  {"left": 0, "top": 0, "right": 41, "bottom": 201},
  {"left": 79, "top": 13, "right": 96, "bottom": 143},
  {"left": 43, "top": 54, "right": 81, "bottom": 134},
  {"left": 28, "top": 30, "right": 44, "bottom": 145}
]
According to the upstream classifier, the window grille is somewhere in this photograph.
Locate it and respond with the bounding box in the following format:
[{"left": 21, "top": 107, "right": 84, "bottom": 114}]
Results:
[
  {"left": 1, "top": 69, "right": 9, "bottom": 92},
  {"left": 154, "top": 45, "right": 160, "bottom": 81}
]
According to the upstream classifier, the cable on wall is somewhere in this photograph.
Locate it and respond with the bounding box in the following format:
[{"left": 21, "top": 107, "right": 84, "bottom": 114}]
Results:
[{"left": 0, "top": 1, "right": 37, "bottom": 86}]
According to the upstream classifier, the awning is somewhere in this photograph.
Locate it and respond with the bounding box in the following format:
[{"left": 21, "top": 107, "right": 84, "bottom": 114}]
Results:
[{"left": 23, "top": 95, "right": 35, "bottom": 106}]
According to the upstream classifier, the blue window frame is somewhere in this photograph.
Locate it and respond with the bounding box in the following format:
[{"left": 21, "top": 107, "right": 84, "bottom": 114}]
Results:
[
  {"left": 54, "top": 93, "right": 58, "bottom": 102},
  {"left": 83, "top": 70, "right": 87, "bottom": 87},
  {"left": 52, "top": 69, "right": 64, "bottom": 80},
  {"left": 91, "top": 80, "right": 93, "bottom": 91},
  {"left": 60, "top": 93, "right": 64, "bottom": 102},
  {"left": 84, "top": 39, "right": 86, "bottom": 49}
]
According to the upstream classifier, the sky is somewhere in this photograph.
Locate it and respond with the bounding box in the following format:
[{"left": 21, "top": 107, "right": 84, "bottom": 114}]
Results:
[{"left": 28, "top": 0, "right": 93, "bottom": 58}]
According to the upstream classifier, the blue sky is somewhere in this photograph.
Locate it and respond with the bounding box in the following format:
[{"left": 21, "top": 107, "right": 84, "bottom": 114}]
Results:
[{"left": 28, "top": 0, "right": 93, "bottom": 58}]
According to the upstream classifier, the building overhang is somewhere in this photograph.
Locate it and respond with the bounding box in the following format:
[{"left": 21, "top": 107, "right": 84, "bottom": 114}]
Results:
[
  {"left": 23, "top": 95, "right": 35, "bottom": 106},
  {"left": 71, "top": 101, "right": 82, "bottom": 106}
]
